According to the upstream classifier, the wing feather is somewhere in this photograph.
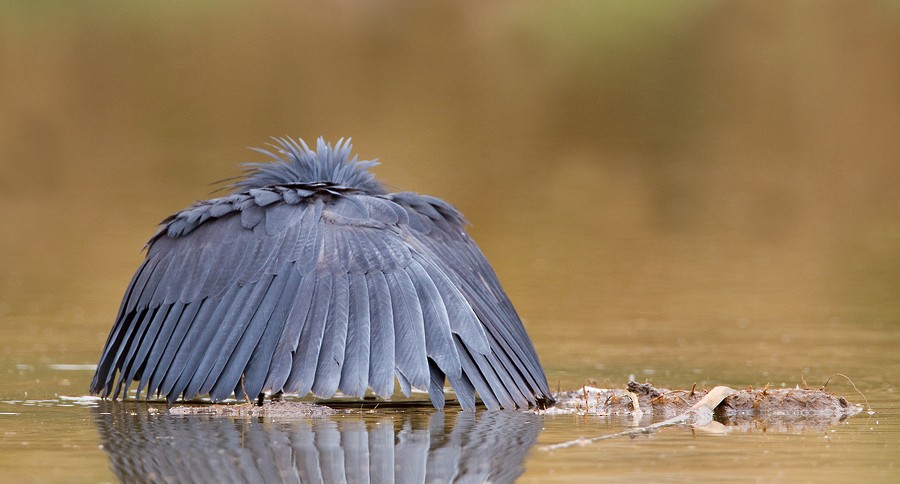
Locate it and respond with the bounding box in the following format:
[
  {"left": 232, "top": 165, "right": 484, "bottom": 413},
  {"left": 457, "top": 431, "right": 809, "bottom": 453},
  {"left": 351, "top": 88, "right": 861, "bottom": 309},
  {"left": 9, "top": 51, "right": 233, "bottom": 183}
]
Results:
[
  {"left": 390, "top": 193, "right": 553, "bottom": 408},
  {"left": 179, "top": 244, "right": 214, "bottom": 302},
  {"left": 160, "top": 248, "right": 195, "bottom": 305},
  {"left": 143, "top": 300, "right": 203, "bottom": 398},
  {"left": 134, "top": 301, "right": 187, "bottom": 397},
  {"left": 479, "top": 346, "right": 526, "bottom": 409},
  {"left": 157, "top": 298, "right": 217, "bottom": 400},
  {"left": 261, "top": 212, "right": 305, "bottom": 275},
  {"left": 296, "top": 199, "right": 325, "bottom": 274},
  {"left": 428, "top": 359, "right": 446, "bottom": 409},
  {"left": 263, "top": 273, "right": 316, "bottom": 392},
  {"left": 239, "top": 263, "right": 304, "bottom": 399},
  {"left": 396, "top": 369, "right": 412, "bottom": 398},
  {"left": 111, "top": 255, "right": 152, "bottom": 322},
  {"left": 405, "top": 257, "right": 460, "bottom": 380},
  {"left": 211, "top": 238, "right": 259, "bottom": 299},
  {"left": 283, "top": 273, "right": 333, "bottom": 395},
  {"left": 197, "top": 274, "right": 277, "bottom": 400},
  {"left": 365, "top": 272, "right": 395, "bottom": 398},
  {"left": 312, "top": 273, "right": 350, "bottom": 398},
  {"left": 360, "top": 196, "right": 402, "bottom": 225},
  {"left": 236, "top": 225, "right": 285, "bottom": 285},
  {"left": 197, "top": 236, "right": 242, "bottom": 298},
  {"left": 91, "top": 256, "right": 156, "bottom": 394},
  {"left": 445, "top": 344, "right": 478, "bottom": 411},
  {"left": 386, "top": 270, "right": 429, "bottom": 391},
  {"left": 180, "top": 282, "right": 256, "bottom": 400},
  {"left": 92, "top": 308, "right": 139, "bottom": 396},
  {"left": 264, "top": 202, "right": 295, "bottom": 235},
  {"left": 177, "top": 286, "right": 250, "bottom": 400},
  {"left": 240, "top": 203, "right": 265, "bottom": 229},
  {"left": 456, "top": 341, "right": 501, "bottom": 410},
  {"left": 339, "top": 273, "right": 370, "bottom": 397},
  {"left": 480, "top": 323, "right": 535, "bottom": 408},
  {"left": 106, "top": 308, "right": 147, "bottom": 398},
  {"left": 136, "top": 254, "right": 176, "bottom": 311},
  {"left": 123, "top": 256, "right": 162, "bottom": 314},
  {"left": 118, "top": 303, "right": 174, "bottom": 396},
  {"left": 415, "top": 258, "right": 488, "bottom": 354},
  {"left": 208, "top": 272, "right": 285, "bottom": 401}
]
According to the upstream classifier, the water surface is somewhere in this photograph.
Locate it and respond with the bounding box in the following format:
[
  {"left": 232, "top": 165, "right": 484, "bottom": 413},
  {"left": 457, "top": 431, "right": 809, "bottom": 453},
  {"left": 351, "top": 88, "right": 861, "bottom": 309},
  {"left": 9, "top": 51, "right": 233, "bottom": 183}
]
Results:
[{"left": 1, "top": 1, "right": 899, "bottom": 482}]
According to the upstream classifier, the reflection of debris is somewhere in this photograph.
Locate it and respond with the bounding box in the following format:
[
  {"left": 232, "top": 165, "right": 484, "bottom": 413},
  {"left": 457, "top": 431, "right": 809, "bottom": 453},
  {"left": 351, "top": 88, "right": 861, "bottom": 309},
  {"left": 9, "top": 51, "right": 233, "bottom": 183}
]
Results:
[
  {"left": 543, "top": 381, "right": 862, "bottom": 420},
  {"left": 169, "top": 400, "right": 335, "bottom": 418}
]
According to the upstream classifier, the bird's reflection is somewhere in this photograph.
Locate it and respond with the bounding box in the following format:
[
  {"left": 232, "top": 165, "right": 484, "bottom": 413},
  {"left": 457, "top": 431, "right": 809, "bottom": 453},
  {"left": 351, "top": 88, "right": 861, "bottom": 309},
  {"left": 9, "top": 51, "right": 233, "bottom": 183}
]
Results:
[{"left": 93, "top": 402, "right": 542, "bottom": 483}]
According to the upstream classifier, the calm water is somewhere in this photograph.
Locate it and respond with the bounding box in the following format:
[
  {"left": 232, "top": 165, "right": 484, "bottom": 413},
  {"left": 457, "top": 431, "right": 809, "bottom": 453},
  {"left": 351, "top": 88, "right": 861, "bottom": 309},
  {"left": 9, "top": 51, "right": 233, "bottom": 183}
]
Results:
[{"left": 2, "top": 1, "right": 899, "bottom": 482}]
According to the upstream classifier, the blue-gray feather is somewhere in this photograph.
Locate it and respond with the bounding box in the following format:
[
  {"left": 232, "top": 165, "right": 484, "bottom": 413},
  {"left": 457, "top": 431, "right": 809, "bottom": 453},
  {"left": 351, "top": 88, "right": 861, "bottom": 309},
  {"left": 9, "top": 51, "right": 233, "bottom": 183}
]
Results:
[
  {"left": 386, "top": 270, "right": 429, "bottom": 391},
  {"left": 339, "top": 273, "right": 370, "bottom": 397},
  {"left": 283, "top": 273, "right": 332, "bottom": 396},
  {"left": 365, "top": 272, "right": 395, "bottom": 399},
  {"left": 311, "top": 273, "right": 350, "bottom": 398}
]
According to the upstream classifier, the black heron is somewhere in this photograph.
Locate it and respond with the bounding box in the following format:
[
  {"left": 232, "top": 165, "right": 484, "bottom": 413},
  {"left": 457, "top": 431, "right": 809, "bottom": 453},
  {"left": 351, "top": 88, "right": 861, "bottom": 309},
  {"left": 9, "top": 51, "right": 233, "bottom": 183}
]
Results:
[{"left": 90, "top": 137, "right": 553, "bottom": 410}]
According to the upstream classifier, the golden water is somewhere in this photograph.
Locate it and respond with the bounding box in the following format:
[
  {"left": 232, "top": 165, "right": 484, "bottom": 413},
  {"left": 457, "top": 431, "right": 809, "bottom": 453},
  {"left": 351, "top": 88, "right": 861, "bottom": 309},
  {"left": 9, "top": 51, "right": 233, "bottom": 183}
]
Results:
[{"left": 1, "top": 1, "right": 899, "bottom": 481}]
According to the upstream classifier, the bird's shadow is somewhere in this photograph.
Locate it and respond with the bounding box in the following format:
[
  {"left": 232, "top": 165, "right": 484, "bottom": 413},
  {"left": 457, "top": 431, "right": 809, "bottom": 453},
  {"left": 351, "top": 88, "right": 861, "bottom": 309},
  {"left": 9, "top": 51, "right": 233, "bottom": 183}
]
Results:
[{"left": 92, "top": 401, "right": 542, "bottom": 483}]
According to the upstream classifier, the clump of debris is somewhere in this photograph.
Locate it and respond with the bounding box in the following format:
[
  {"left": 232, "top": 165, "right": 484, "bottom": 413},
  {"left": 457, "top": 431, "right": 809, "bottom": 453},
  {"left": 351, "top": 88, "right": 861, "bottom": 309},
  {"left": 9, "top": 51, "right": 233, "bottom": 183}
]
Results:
[
  {"left": 168, "top": 400, "right": 335, "bottom": 418},
  {"left": 539, "top": 381, "right": 866, "bottom": 450},
  {"left": 543, "top": 381, "right": 863, "bottom": 423}
]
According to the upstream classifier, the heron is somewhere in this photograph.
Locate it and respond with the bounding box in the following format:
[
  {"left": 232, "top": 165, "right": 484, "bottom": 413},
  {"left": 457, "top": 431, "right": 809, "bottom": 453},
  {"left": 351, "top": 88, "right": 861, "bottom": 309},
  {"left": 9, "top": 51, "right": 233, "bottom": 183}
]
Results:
[{"left": 90, "top": 137, "right": 553, "bottom": 410}]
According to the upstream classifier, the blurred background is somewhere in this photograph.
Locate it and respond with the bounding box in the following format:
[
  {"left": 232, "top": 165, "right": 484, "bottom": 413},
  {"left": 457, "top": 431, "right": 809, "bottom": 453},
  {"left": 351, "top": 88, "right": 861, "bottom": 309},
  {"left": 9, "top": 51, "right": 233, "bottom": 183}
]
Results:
[{"left": 1, "top": 0, "right": 899, "bottom": 393}]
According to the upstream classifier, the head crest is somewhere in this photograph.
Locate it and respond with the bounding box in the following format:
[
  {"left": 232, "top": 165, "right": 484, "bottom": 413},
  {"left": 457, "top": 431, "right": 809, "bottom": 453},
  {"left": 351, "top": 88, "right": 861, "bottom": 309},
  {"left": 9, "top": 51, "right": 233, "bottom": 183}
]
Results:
[{"left": 234, "top": 137, "right": 385, "bottom": 194}]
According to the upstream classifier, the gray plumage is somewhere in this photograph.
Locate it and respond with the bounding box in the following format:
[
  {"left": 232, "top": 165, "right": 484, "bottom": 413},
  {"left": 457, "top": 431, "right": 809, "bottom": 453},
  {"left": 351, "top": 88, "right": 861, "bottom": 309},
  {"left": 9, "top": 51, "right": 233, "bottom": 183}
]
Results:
[{"left": 90, "top": 137, "right": 553, "bottom": 410}]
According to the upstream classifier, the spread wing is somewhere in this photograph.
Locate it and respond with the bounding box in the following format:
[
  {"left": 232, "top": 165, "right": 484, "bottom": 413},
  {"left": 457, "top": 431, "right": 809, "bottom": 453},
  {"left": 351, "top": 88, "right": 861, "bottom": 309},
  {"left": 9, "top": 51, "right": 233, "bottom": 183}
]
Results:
[
  {"left": 91, "top": 184, "right": 551, "bottom": 410},
  {"left": 389, "top": 193, "right": 554, "bottom": 410}
]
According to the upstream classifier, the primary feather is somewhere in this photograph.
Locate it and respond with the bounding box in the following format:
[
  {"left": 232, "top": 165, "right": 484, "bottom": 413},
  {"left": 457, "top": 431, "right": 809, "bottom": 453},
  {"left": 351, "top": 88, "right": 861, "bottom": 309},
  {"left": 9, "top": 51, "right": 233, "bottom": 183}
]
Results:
[{"left": 90, "top": 137, "right": 553, "bottom": 410}]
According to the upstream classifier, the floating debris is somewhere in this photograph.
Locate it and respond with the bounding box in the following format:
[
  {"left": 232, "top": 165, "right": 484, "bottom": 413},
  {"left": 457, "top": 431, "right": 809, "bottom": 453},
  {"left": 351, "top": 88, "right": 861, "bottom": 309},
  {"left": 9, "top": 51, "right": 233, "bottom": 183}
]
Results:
[
  {"left": 48, "top": 364, "right": 97, "bottom": 371},
  {"left": 546, "top": 381, "right": 862, "bottom": 419},
  {"left": 539, "top": 381, "right": 865, "bottom": 448},
  {"left": 169, "top": 400, "right": 335, "bottom": 418},
  {"left": 58, "top": 395, "right": 103, "bottom": 406}
]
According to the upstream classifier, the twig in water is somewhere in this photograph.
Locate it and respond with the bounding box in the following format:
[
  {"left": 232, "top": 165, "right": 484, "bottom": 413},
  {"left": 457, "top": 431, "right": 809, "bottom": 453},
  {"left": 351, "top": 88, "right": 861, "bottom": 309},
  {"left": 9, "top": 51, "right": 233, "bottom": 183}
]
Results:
[
  {"left": 240, "top": 374, "right": 251, "bottom": 405},
  {"left": 820, "top": 373, "right": 871, "bottom": 411},
  {"left": 628, "top": 391, "right": 641, "bottom": 414}
]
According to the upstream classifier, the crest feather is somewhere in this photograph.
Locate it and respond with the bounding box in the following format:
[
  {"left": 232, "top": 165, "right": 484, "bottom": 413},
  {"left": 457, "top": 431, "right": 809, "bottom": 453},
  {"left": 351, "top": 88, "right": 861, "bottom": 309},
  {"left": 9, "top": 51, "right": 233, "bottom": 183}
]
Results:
[{"left": 234, "top": 137, "right": 386, "bottom": 195}]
